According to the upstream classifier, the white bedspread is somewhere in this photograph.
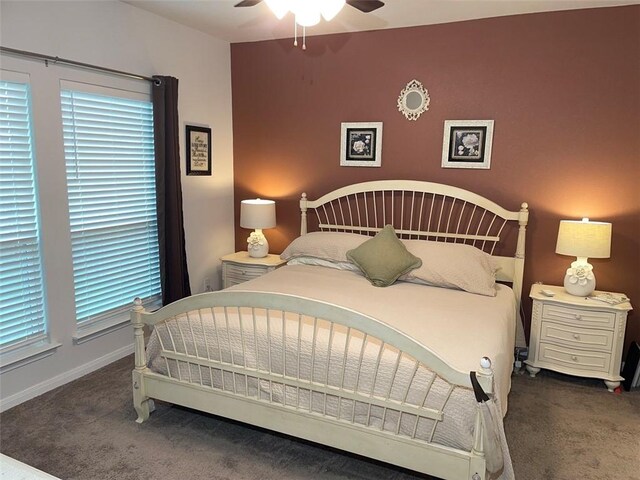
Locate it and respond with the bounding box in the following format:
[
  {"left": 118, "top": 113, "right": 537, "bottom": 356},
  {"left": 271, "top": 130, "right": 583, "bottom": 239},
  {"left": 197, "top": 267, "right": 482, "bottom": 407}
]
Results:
[{"left": 230, "top": 264, "right": 516, "bottom": 410}]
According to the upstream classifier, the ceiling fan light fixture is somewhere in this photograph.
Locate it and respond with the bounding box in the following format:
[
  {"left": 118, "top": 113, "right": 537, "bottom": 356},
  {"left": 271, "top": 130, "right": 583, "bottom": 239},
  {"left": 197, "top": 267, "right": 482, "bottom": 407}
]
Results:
[
  {"left": 320, "top": 0, "right": 346, "bottom": 21},
  {"left": 265, "top": 0, "right": 289, "bottom": 19},
  {"left": 290, "top": 0, "right": 320, "bottom": 27},
  {"left": 291, "top": 0, "right": 321, "bottom": 27},
  {"left": 294, "top": 11, "right": 321, "bottom": 27}
]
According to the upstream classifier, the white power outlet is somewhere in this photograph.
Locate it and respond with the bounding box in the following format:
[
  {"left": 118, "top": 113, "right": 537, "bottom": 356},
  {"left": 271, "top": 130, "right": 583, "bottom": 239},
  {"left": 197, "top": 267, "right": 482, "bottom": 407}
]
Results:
[{"left": 203, "top": 277, "right": 212, "bottom": 292}]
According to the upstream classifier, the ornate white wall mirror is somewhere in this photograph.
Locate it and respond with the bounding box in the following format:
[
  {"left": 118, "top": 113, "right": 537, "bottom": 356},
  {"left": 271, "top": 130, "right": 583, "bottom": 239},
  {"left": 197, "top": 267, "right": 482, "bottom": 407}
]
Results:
[{"left": 397, "top": 79, "right": 430, "bottom": 121}]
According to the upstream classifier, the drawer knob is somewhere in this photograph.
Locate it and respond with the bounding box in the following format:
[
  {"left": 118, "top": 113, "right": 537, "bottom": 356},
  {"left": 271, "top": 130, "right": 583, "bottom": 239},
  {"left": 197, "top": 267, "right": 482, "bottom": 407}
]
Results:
[
  {"left": 571, "top": 355, "right": 578, "bottom": 361},
  {"left": 573, "top": 334, "right": 580, "bottom": 340}
]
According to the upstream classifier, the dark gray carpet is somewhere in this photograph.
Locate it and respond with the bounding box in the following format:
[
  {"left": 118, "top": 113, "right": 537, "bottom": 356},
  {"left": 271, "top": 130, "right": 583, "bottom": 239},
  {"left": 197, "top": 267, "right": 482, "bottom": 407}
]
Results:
[{"left": 1, "top": 355, "right": 638, "bottom": 480}]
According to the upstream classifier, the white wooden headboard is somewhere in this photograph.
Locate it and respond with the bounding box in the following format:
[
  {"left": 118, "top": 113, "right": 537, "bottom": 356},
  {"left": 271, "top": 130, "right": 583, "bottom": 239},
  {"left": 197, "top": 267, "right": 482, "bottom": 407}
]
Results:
[{"left": 299, "top": 180, "right": 529, "bottom": 318}]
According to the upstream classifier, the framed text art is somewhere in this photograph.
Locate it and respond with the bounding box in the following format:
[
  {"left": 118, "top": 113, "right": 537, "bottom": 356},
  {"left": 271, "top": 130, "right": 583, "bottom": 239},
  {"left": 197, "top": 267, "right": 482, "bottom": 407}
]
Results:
[
  {"left": 441, "top": 120, "right": 494, "bottom": 169},
  {"left": 340, "top": 122, "right": 383, "bottom": 167},
  {"left": 186, "top": 125, "right": 212, "bottom": 176}
]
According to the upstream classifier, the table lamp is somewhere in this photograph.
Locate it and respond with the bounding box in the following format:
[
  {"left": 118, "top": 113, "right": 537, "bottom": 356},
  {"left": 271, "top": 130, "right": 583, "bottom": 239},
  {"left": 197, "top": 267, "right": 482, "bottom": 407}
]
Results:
[
  {"left": 555, "top": 218, "right": 611, "bottom": 296},
  {"left": 240, "top": 199, "right": 276, "bottom": 258}
]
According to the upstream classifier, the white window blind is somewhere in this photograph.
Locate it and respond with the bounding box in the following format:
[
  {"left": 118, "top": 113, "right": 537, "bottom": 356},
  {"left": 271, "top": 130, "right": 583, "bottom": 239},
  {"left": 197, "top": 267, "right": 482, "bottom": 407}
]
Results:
[
  {"left": 61, "top": 89, "right": 161, "bottom": 326},
  {"left": 0, "top": 79, "right": 48, "bottom": 350}
]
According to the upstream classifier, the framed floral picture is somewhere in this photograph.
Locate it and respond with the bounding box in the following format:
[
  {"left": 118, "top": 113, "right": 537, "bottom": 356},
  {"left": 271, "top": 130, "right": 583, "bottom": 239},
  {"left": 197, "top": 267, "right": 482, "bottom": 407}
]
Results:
[
  {"left": 340, "top": 122, "right": 383, "bottom": 167},
  {"left": 441, "top": 120, "right": 494, "bottom": 169}
]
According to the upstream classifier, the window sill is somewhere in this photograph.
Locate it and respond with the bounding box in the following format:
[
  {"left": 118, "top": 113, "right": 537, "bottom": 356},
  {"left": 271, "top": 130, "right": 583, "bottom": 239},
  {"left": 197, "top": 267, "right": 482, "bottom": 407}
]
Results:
[
  {"left": 73, "top": 296, "right": 162, "bottom": 345},
  {"left": 0, "top": 340, "right": 62, "bottom": 374},
  {"left": 73, "top": 314, "right": 131, "bottom": 345}
]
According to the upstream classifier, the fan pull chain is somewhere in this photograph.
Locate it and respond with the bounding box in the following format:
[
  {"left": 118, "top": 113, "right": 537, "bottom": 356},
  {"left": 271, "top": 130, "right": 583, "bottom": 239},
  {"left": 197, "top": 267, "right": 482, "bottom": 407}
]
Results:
[{"left": 292, "top": 21, "right": 306, "bottom": 50}]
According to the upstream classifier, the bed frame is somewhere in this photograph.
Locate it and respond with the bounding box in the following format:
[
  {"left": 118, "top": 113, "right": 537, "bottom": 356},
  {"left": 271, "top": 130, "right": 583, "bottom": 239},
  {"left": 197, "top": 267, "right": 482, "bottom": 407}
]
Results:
[{"left": 132, "top": 180, "right": 528, "bottom": 480}]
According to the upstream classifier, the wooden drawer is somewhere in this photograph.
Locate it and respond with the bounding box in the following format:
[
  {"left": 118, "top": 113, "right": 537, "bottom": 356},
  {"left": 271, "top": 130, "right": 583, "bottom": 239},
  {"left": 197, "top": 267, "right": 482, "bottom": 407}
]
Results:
[
  {"left": 540, "top": 321, "right": 614, "bottom": 352},
  {"left": 224, "top": 263, "right": 270, "bottom": 287},
  {"left": 541, "top": 304, "right": 615, "bottom": 329},
  {"left": 538, "top": 342, "right": 611, "bottom": 373}
]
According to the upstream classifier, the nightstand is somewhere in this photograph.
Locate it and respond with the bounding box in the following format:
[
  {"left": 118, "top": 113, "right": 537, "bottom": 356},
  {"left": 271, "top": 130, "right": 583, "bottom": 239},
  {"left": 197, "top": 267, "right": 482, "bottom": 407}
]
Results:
[
  {"left": 526, "top": 284, "right": 632, "bottom": 392},
  {"left": 221, "top": 251, "right": 286, "bottom": 288}
]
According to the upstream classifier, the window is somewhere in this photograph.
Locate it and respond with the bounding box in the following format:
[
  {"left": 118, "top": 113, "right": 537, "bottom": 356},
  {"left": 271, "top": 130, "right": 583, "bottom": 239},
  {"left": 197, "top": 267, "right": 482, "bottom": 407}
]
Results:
[
  {"left": 0, "top": 79, "right": 48, "bottom": 351},
  {"left": 60, "top": 87, "right": 160, "bottom": 328}
]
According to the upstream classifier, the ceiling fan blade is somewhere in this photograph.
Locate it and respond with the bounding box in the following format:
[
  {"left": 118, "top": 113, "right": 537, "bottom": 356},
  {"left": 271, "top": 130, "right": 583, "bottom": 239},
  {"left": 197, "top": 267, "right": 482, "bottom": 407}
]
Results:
[
  {"left": 234, "top": 0, "right": 263, "bottom": 7},
  {"left": 346, "top": 0, "right": 385, "bottom": 13}
]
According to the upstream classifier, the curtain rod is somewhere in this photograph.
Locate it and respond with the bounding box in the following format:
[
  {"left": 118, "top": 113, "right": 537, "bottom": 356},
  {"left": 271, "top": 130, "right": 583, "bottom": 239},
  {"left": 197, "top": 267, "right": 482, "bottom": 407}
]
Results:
[{"left": 0, "top": 46, "right": 160, "bottom": 85}]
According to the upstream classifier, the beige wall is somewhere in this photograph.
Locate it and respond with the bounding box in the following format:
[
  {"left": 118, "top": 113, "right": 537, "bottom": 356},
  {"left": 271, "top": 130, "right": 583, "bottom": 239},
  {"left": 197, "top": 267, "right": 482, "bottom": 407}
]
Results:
[
  {"left": 0, "top": 0, "right": 235, "bottom": 408},
  {"left": 231, "top": 6, "right": 640, "bottom": 351}
]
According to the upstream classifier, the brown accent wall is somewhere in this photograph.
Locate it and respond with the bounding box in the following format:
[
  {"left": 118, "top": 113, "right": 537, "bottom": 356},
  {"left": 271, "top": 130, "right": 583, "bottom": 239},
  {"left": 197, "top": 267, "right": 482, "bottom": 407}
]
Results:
[{"left": 231, "top": 6, "right": 640, "bottom": 352}]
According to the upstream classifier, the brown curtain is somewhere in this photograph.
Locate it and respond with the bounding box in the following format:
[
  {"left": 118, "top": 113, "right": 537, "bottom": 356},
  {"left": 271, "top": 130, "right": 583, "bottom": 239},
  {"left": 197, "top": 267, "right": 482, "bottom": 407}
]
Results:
[{"left": 152, "top": 75, "right": 191, "bottom": 304}]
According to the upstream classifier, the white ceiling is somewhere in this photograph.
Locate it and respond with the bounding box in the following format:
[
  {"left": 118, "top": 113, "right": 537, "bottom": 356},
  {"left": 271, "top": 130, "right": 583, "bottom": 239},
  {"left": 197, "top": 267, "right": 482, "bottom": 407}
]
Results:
[{"left": 123, "top": 0, "right": 640, "bottom": 43}]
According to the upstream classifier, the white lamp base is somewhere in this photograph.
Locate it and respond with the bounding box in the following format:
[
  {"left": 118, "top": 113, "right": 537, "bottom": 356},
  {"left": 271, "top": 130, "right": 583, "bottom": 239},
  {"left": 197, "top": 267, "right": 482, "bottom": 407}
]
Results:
[
  {"left": 563, "top": 258, "right": 596, "bottom": 297},
  {"left": 247, "top": 230, "right": 269, "bottom": 258}
]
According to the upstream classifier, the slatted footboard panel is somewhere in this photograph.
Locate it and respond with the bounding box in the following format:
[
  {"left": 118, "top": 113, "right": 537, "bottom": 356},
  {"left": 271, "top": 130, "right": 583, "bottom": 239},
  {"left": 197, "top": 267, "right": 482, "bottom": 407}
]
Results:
[{"left": 145, "top": 302, "right": 478, "bottom": 450}]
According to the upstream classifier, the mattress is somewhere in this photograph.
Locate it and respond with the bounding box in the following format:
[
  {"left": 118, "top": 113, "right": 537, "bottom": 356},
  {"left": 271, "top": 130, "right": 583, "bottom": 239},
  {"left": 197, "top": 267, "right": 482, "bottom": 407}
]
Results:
[
  {"left": 230, "top": 264, "right": 517, "bottom": 409},
  {"left": 145, "top": 264, "right": 516, "bottom": 455}
]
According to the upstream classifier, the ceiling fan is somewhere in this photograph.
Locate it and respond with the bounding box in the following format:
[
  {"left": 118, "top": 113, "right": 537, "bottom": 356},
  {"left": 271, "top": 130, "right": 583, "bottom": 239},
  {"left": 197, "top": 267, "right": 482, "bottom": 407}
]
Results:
[
  {"left": 234, "top": 0, "right": 385, "bottom": 48},
  {"left": 234, "top": 1, "right": 385, "bottom": 14}
]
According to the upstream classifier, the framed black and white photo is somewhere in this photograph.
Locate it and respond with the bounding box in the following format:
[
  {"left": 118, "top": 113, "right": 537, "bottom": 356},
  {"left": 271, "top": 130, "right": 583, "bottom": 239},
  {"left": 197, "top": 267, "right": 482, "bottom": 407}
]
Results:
[
  {"left": 186, "top": 125, "right": 212, "bottom": 176},
  {"left": 340, "top": 122, "right": 383, "bottom": 167},
  {"left": 441, "top": 120, "right": 494, "bottom": 169}
]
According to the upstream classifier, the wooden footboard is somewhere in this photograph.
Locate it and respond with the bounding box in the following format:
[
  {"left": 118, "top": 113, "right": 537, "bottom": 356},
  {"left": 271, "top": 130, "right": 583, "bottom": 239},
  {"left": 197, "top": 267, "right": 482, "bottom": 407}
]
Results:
[{"left": 131, "top": 292, "right": 496, "bottom": 480}]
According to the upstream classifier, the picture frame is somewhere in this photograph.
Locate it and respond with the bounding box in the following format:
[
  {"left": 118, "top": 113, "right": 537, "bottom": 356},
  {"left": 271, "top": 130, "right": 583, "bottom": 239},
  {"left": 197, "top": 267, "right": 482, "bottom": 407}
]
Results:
[
  {"left": 441, "top": 120, "right": 494, "bottom": 169},
  {"left": 340, "top": 122, "right": 383, "bottom": 167},
  {"left": 186, "top": 125, "right": 212, "bottom": 176}
]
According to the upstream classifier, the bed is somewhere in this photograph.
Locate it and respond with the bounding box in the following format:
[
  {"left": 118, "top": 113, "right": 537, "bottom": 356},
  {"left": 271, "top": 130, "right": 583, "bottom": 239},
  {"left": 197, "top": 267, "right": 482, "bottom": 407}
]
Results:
[{"left": 131, "top": 180, "right": 529, "bottom": 480}]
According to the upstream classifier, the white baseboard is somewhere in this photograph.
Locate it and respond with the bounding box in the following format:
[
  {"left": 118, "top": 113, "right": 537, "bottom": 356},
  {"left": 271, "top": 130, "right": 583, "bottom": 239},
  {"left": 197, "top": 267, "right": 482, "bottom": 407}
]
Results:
[{"left": 0, "top": 343, "right": 133, "bottom": 413}]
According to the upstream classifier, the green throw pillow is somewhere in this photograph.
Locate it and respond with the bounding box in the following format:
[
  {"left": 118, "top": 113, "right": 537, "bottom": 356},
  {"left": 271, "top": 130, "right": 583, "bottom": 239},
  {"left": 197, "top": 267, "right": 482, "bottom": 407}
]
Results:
[{"left": 347, "top": 225, "right": 422, "bottom": 287}]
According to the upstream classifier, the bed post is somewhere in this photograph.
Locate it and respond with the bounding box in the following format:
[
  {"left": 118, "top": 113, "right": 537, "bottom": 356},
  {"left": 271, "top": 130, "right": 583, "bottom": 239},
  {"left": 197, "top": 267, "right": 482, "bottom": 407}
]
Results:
[
  {"left": 512, "top": 203, "right": 529, "bottom": 324},
  {"left": 131, "top": 297, "right": 154, "bottom": 423},
  {"left": 469, "top": 357, "right": 493, "bottom": 480},
  {"left": 300, "top": 192, "right": 308, "bottom": 235}
]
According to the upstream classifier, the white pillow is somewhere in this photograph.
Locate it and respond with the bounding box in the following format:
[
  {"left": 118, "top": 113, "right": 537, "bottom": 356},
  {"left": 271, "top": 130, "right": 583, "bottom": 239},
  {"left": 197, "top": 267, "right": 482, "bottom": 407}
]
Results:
[
  {"left": 280, "top": 231, "right": 368, "bottom": 264},
  {"left": 286, "top": 257, "right": 361, "bottom": 272},
  {"left": 399, "top": 240, "right": 498, "bottom": 297},
  {"left": 280, "top": 232, "right": 498, "bottom": 296}
]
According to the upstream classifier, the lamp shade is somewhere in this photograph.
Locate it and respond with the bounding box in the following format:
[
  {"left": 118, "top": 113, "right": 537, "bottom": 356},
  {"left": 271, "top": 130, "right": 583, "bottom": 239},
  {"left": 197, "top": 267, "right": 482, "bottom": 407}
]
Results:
[
  {"left": 240, "top": 199, "right": 276, "bottom": 230},
  {"left": 555, "top": 219, "right": 611, "bottom": 259}
]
